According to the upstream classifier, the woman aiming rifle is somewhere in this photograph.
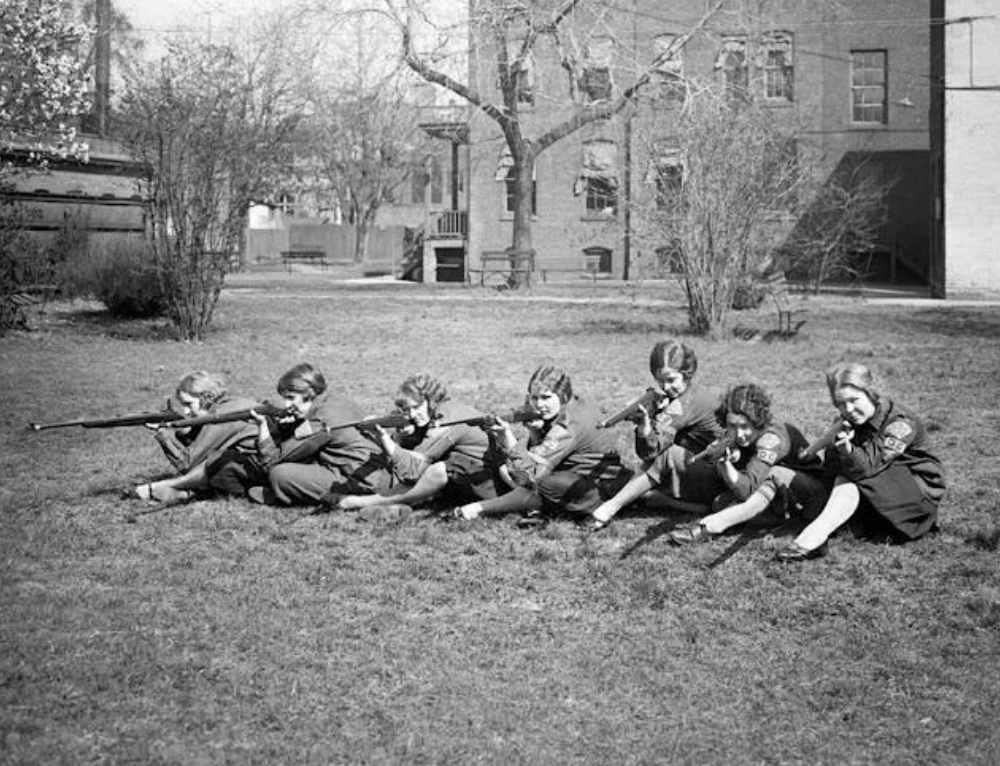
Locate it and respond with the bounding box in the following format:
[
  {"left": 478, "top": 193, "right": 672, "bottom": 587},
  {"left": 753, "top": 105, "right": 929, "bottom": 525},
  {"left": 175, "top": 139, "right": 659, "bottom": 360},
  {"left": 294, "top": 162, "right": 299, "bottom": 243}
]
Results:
[
  {"left": 666, "top": 383, "right": 830, "bottom": 547},
  {"left": 771, "top": 362, "right": 945, "bottom": 562},
  {"left": 126, "top": 371, "right": 258, "bottom": 506},
  {"left": 453, "top": 365, "right": 631, "bottom": 523},
  {"left": 324, "top": 374, "right": 511, "bottom": 519},
  {"left": 589, "top": 339, "right": 724, "bottom": 531}
]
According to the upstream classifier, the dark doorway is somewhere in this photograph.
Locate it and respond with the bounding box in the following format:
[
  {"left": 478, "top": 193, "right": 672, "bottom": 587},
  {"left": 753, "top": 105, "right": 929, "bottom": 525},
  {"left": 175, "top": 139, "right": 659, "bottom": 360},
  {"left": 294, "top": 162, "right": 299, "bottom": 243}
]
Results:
[{"left": 435, "top": 247, "right": 465, "bottom": 282}]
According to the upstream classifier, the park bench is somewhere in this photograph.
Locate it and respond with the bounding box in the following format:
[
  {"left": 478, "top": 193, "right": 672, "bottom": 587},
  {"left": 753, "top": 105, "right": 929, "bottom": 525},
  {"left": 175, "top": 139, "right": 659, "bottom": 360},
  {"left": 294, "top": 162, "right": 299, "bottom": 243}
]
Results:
[
  {"left": 763, "top": 271, "right": 808, "bottom": 336},
  {"left": 280, "top": 249, "right": 330, "bottom": 272},
  {"left": 538, "top": 256, "right": 609, "bottom": 284},
  {"left": 467, "top": 249, "right": 535, "bottom": 289}
]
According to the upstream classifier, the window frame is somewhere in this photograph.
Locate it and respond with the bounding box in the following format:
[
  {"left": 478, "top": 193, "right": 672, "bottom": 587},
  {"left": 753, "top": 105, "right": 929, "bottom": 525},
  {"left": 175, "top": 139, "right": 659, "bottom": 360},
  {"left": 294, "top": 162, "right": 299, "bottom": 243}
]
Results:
[
  {"left": 584, "top": 176, "right": 619, "bottom": 217},
  {"left": 851, "top": 49, "right": 888, "bottom": 125}
]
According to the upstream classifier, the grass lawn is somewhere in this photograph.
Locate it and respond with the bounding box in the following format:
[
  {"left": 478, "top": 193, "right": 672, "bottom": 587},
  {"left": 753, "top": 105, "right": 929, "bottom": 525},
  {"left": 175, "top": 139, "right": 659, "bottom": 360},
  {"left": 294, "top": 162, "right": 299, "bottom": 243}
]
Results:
[{"left": 2, "top": 274, "right": 998, "bottom": 765}]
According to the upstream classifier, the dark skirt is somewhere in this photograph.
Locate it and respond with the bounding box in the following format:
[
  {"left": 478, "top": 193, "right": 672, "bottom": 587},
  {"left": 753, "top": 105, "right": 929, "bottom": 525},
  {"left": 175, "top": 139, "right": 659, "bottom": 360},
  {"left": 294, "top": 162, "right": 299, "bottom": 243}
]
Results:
[{"left": 855, "top": 462, "right": 939, "bottom": 540}]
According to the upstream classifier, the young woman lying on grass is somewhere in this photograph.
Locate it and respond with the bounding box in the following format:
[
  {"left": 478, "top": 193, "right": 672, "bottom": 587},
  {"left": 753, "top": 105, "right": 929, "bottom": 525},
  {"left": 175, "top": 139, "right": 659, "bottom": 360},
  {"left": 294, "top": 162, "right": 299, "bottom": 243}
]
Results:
[
  {"left": 589, "top": 338, "right": 724, "bottom": 531},
  {"left": 666, "top": 382, "right": 830, "bottom": 547},
  {"left": 453, "top": 365, "right": 631, "bottom": 523},
  {"left": 128, "top": 370, "right": 258, "bottom": 506},
  {"left": 325, "top": 374, "right": 509, "bottom": 521},
  {"left": 770, "top": 362, "right": 946, "bottom": 562}
]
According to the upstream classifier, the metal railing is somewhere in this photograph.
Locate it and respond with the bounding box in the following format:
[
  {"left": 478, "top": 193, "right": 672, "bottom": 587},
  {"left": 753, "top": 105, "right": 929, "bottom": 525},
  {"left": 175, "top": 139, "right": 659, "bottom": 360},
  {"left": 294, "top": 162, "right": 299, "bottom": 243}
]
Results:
[{"left": 430, "top": 210, "right": 468, "bottom": 238}]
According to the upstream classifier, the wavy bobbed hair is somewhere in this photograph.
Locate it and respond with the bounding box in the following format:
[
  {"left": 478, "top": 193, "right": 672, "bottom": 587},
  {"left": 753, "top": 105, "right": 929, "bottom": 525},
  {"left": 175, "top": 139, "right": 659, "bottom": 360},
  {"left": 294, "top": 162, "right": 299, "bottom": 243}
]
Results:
[
  {"left": 176, "top": 370, "right": 228, "bottom": 408},
  {"left": 276, "top": 363, "right": 327, "bottom": 400},
  {"left": 718, "top": 383, "right": 772, "bottom": 429},
  {"left": 649, "top": 339, "right": 698, "bottom": 381},
  {"left": 527, "top": 365, "right": 573, "bottom": 404},
  {"left": 826, "top": 362, "right": 881, "bottom": 405},
  {"left": 395, "top": 374, "right": 450, "bottom": 418}
]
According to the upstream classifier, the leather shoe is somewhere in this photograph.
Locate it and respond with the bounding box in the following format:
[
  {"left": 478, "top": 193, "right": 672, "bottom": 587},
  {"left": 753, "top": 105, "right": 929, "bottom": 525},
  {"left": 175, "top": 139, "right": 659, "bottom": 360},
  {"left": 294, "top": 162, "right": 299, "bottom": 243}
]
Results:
[
  {"left": 668, "top": 522, "right": 715, "bottom": 545},
  {"left": 315, "top": 491, "right": 345, "bottom": 512},
  {"left": 774, "top": 541, "right": 828, "bottom": 562}
]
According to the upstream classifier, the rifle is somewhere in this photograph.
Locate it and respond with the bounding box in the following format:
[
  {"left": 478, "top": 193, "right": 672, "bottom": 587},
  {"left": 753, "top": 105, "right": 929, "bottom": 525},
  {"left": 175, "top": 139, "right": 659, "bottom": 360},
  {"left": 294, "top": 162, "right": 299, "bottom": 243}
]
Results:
[
  {"left": 597, "top": 388, "right": 664, "bottom": 429},
  {"left": 28, "top": 409, "right": 184, "bottom": 432},
  {"left": 797, "top": 418, "right": 849, "bottom": 461},
  {"left": 325, "top": 413, "right": 412, "bottom": 432},
  {"left": 436, "top": 409, "right": 538, "bottom": 429},
  {"left": 690, "top": 435, "right": 736, "bottom": 463},
  {"left": 159, "top": 402, "right": 290, "bottom": 430}
]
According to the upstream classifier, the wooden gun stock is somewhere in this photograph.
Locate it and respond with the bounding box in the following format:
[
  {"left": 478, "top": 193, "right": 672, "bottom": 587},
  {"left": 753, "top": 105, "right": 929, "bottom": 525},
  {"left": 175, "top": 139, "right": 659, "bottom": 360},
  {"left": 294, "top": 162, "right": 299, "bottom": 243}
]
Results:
[
  {"left": 690, "top": 435, "right": 735, "bottom": 463},
  {"left": 326, "top": 413, "right": 413, "bottom": 432},
  {"left": 28, "top": 410, "right": 184, "bottom": 431},
  {"left": 160, "top": 402, "right": 289, "bottom": 430},
  {"left": 598, "top": 388, "right": 664, "bottom": 429},
  {"left": 436, "top": 409, "right": 538, "bottom": 429},
  {"left": 798, "top": 418, "right": 848, "bottom": 460}
]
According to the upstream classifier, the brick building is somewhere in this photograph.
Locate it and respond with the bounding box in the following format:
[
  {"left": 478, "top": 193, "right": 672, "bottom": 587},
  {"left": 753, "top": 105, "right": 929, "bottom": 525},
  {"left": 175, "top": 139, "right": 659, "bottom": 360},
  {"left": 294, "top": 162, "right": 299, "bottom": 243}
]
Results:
[{"left": 422, "top": 0, "right": 937, "bottom": 288}]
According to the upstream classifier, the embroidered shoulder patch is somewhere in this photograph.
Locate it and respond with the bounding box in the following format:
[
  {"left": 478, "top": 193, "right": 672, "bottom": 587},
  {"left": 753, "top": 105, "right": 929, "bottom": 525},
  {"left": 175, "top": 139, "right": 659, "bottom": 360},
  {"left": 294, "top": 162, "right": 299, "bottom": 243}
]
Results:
[
  {"left": 757, "top": 432, "right": 781, "bottom": 450},
  {"left": 883, "top": 436, "right": 908, "bottom": 454},
  {"left": 756, "top": 449, "right": 778, "bottom": 464},
  {"left": 885, "top": 420, "right": 913, "bottom": 440}
]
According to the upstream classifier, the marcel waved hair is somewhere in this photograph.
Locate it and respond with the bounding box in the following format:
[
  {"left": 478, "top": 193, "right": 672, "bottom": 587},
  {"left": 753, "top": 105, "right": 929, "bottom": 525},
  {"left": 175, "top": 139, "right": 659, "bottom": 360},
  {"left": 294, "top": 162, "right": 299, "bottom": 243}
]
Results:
[
  {"left": 718, "top": 383, "right": 772, "bottom": 429},
  {"left": 177, "top": 371, "right": 228, "bottom": 408},
  {"left": 826, "top": 362, "right": 881, "bottom": 405},
  {"left": 277, "top": 363, "right": 327, "bottom": 399},
  {"left": 649, "top": 339, "right": 698, "bottom": 381},
  {"left": 527, "top": 365, "right": 573, "bottom": 404},
  {"left": 395, "top": 374, "right": 450, "bottom": 418}
]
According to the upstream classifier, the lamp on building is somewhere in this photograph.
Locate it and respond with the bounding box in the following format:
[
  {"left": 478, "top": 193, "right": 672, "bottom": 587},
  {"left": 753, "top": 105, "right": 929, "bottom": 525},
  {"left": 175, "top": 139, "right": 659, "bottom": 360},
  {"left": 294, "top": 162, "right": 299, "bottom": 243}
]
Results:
[{"left": 894, "top": 81, "right": 917, "bottom": 108}]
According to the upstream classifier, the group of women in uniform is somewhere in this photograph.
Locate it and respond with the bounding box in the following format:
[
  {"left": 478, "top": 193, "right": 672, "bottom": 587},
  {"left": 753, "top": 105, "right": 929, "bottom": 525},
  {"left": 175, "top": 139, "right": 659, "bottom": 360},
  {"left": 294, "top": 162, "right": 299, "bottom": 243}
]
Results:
[{"left": 129, "top": 339, "right": 946, "bottom": 564}]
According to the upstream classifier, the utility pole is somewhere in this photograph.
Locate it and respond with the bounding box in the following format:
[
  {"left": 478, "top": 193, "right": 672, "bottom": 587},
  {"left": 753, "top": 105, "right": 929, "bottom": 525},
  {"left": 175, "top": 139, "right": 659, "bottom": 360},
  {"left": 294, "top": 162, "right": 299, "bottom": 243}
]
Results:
[{"left": 93, "top": 0, "right": 111, "bottom": 136}]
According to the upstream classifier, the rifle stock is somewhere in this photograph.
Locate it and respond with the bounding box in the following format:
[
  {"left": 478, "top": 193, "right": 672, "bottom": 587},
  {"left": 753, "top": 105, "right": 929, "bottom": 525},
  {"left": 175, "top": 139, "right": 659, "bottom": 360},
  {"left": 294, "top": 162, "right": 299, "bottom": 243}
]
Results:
[
  {"left": 436, "top": 409, "right": 537, "bottom": 429},
  {"left": 598, "top": 388, "right": 664, "bottom": 429},
  {"left": 159, "top": 402, "right": 289, "bottom": 430},
  {"left": 798, "top": 418, "right": 848, "bottom": 460},
  {"left": 690, "top": 435, "right": 735, "bottom": 463},
  {"left": 326, "top": 413, "right": 412, "bottom": 432},
  {"left": 28, "top": 410, "right": 184, "bottom": 432}
]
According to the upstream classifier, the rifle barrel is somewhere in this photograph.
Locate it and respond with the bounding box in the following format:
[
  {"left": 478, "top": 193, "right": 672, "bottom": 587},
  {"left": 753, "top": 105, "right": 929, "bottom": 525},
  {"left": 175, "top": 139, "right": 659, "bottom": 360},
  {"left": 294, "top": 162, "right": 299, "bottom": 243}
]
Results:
[
  {"left": 27, "top": 410, "right": 182, "bottom": 431},
  {"left": 798, "top": 419, "right": 847, "bottom": 460},
  {"left": 598, "top": 389, "right": 662, "bottom": 429}
]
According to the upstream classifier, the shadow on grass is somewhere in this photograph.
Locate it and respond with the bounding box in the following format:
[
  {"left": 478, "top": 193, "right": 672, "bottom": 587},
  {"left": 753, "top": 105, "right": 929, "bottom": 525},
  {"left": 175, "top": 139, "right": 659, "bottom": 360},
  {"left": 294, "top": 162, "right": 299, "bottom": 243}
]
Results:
[
  {"left": 54, "top": 307, "right": 178, "bottom": 342},
  {"left": 518, "top": 316, "right": 693, "bottom": 339},
  {"left": 907, "top": 308, "right": 1000, "bottom": 339}
]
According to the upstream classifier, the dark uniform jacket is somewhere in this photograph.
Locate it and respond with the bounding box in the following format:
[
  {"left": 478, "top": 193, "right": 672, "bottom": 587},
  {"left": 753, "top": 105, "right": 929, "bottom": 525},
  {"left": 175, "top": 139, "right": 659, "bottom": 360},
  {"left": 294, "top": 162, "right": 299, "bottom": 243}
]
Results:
[
  {"left": 636, "top": 385, "right": 723, "bottom": 462},
  {"left": 257, "top": 395, "right": 384, "bottom": 474},
  {"left": 155, "top": 394, "right": 258, "bottom": 473},
  {"left": 725, "top": 421, "right": 818, "bottom": 501},
  {"left": 506, "top": 397, "right": 625, "bottom": 489},
  {"left": 387, "top": 401, "right": 493, "bottom": 483},
  {"left": 824, "top": 397, "right": 946, "bottom": 504}
]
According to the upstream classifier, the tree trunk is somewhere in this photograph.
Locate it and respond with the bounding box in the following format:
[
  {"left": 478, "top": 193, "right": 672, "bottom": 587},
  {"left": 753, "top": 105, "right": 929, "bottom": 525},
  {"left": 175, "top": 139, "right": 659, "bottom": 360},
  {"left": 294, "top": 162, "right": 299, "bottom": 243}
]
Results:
[{"left": 510, "top": 157, "right": 534, "bottom": 288}]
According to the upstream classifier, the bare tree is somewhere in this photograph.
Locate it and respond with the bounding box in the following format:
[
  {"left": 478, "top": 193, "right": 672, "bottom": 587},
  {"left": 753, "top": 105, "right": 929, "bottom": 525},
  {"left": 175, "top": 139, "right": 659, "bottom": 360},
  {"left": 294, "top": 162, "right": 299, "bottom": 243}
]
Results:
[
  {"left": 634, "top": 78, "right": 890, "bottom": 337},
  {"left": 118, "top": 34, "right": 302, "bottom": 340},
  {"left": 389, "top": 0, "right": 724, "bottom": 284}
]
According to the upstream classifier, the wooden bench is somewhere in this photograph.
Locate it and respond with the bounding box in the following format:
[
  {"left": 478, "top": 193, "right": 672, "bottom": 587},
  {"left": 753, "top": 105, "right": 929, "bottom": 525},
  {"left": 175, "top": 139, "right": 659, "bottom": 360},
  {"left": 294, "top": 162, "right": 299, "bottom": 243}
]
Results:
[
  {"left": 763, "top": 271, "right": 807, "bottom": 336},
  {"left": 467, "top": 249, "right": 535, "bottom": 289},
  {"left": 280, "top": 250, "right": 330, "bottom": 272},
  {"left": 538, "top": 257, "right": 609, "bottom": 284}
]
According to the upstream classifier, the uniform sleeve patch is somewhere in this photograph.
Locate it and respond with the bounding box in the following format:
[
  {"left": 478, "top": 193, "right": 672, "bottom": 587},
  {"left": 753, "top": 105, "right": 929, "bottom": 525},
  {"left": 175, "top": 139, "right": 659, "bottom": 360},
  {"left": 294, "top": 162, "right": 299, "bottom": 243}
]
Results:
[
  {"left": 757, "top": 432, "right": 781, "bottom": 450},
  {"left": 756, "top": 449, "right": 778, "bottom": 465},
  {"left": 883, "top": 436, "right": 908, "bottom": 454},
  {"left": 885, "top": 420, "right": 913, "bottom": 440}
]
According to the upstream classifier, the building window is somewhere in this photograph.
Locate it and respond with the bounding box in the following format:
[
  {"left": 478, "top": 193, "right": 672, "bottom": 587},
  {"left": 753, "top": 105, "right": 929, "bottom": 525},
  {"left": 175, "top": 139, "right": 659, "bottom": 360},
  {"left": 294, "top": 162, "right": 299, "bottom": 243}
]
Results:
[
  {"left": 585, "top": 177, "right": 618, "bottom": 216},
  {"left": 852, "top": 50, "right": 887, "bottom": 124},
  {"left": 650, "top": 150, "right": 684, "bottom": 211},
  {"left": 716, "top": 36, "right": 748, "bottom": 99},
  {"left": 761, "top": 32, "right": 793, "bottom": 101},
  {"left": 576, "top": 139, "right": 618, "bottom": 216},
  {"left": 581, "top": 37, "right": 614, "bottom": 102},
  {"left": 504, "top": 167, "right": 537, "bottom": 215}
]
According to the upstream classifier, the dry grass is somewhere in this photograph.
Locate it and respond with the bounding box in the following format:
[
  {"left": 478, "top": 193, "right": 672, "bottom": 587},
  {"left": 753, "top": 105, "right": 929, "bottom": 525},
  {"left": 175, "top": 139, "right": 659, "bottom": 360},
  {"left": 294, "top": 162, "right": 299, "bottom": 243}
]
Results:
[{"left": 1, "top": 274, "right": 998, "bottom": 765}]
